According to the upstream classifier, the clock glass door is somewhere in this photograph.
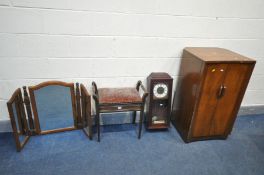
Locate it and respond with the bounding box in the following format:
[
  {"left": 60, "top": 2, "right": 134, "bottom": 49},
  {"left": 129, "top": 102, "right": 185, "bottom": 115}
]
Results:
[
  {"left": 151, "top": 100, "right": 169, "bottom": 125},
  {"left": 151, "top": 83, "right": 170, "bottom": 127}
]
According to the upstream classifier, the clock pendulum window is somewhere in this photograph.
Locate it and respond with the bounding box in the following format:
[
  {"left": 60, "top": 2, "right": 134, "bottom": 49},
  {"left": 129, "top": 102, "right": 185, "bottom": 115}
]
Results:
[{"left": 146, "top": 73, "right": 173, "bottom": 129}]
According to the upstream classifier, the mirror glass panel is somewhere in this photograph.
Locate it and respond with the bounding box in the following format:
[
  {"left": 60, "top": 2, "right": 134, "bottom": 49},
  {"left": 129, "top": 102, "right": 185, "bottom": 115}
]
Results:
[
  {"left": 34, "top": 85, "right": 74, "bottom": 131},
  {"left": 12, "top": 102, "right": 25, "bottom": 143}
]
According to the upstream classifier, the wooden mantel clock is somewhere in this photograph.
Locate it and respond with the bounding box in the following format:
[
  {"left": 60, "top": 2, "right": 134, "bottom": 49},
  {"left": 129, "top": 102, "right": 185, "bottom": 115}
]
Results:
[{"left": 146, "top": 72, "right": 173, "bottom": 129}]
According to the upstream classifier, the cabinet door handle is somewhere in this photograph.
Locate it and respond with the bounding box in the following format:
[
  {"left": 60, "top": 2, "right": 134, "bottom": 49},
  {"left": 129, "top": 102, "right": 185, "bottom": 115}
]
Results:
[{"left": 217, "top": 85, "right": 226, "bottom": 99}]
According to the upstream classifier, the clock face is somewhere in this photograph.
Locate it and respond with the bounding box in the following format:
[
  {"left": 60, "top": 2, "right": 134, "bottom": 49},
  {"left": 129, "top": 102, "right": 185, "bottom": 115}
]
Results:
[{"left": 153, "top": 83, "right": 168, "bottom": 99}]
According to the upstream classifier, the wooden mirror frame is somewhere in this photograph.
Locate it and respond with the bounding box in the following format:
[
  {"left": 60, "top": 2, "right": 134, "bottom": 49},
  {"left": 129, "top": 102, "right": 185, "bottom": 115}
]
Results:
[
  {"left": 28, "top": 81, "right": 77, "bottom": 135},
  {"left": 80, "top": 83, "right": 92, "bottom": 139},
  {"left": 7, "top": 88, "right": 30, "bottom": 152}
]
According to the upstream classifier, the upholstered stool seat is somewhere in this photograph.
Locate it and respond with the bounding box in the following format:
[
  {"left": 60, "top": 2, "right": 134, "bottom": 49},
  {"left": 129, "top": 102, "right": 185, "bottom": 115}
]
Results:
[
  {"left": 92, "top": 81, "right": 148, "bottom": 142},
  {"left": 98, "top": 88, "right": 142, "bottom": 104}
]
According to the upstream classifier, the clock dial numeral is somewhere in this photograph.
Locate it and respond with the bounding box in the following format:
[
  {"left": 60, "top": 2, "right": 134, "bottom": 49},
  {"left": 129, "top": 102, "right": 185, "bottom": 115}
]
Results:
[{"left": 153, "top": 83, "right": 168, "bottom": 98}]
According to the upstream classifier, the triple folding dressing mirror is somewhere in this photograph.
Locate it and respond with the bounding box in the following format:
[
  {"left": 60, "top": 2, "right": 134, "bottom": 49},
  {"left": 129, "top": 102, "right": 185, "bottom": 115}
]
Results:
[{"left": 7, "top": 81, "right": 92, "bottom": 152}]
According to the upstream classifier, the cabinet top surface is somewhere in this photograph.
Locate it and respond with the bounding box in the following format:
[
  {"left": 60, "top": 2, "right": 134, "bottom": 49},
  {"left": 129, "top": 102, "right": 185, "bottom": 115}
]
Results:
[{"left": 184, "top": 47, "right": 255, "bottom": 63}]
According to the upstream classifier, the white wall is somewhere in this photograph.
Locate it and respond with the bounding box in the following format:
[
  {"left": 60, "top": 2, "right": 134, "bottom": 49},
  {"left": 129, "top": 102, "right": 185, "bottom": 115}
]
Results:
[{"left": 0, "top": 0, "right": 264, "bottom": 121}]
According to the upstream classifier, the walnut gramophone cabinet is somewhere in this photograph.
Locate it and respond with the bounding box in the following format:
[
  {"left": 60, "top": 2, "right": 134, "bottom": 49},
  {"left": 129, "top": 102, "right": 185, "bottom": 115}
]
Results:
[{"left": 171, "top": 47, "right": 256, "bottom": 143}]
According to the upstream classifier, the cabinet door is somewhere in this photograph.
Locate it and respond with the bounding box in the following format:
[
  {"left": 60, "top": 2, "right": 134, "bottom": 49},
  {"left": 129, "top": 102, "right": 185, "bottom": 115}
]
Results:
[
  {"left": 210, "top": 64, "right": 254, "bottom": 136},
  {"left": 191, "top": 64, "right": 228, "bottom": 137}
]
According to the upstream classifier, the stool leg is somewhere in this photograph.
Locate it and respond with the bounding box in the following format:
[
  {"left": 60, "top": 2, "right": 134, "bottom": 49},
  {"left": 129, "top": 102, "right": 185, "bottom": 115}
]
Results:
[
  {"left": 138, "top": 107, "right": 144, "bottom": 139},
  {"left": 132, "top": 111, "right": 136, "bottom": 124},
  {"left": 97, "top": 113, "right": 100, "bottom": 142}
]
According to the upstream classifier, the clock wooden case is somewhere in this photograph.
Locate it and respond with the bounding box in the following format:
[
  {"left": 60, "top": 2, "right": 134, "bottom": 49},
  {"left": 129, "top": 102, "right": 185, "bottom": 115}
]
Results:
[{"left": 146, "top": 73, "right": 173, "bottom": 129}]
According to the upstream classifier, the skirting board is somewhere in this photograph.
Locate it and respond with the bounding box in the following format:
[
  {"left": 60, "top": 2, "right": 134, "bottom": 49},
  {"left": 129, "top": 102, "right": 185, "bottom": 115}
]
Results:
[
  {"left": 238, "top": 105, "right": 264, "bottom": 116},
  {"left": 0, "top": 105, "right": 263, "bottom": 132}
]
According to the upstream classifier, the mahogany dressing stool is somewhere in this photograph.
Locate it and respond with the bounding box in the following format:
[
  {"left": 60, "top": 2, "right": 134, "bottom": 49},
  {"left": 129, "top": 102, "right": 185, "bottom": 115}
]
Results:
[{"left": 92, "top": 81, "right": 148, "bottom": 142}]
